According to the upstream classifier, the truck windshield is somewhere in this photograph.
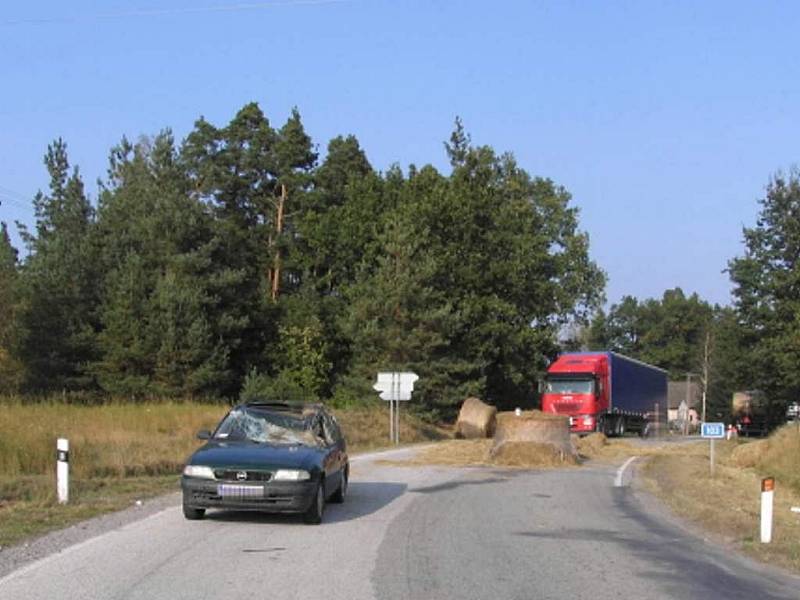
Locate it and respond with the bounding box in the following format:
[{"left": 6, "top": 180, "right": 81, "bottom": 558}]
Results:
[{"left": 545, "top": 379, "right": 594, "bottom": 394}]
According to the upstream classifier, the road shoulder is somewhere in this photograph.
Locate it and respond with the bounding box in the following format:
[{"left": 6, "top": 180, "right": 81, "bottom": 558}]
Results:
[{"left": 628, "top": 456, "right": 800, "bottom": 587}]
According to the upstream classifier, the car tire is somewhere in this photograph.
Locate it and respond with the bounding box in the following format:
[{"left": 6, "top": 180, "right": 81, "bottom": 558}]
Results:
[
  {"left": 183, "top": 504, "right": 205, "bottom": 520},
  {"left": 304, "top": 481, "right": 325, "bottom": 525},
  {"left": 330, "top": 467, "right": 348, "bottom": 504}
]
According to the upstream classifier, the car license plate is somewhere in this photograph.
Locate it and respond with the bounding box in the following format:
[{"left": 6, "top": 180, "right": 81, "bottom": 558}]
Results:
[{"left": 217, "top": 484, "right": 263, "bottom": 498}]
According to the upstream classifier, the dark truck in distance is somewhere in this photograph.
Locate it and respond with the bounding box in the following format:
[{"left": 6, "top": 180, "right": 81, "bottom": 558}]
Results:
[
  {"left": 732, "top": 392, "right": 800, "bottom": 436},
  {"left": 732, "top": 391, "right": 769, "bottom": 437},
  {"left": 540, "top": 351, "right": 668, "bottom": 436}
]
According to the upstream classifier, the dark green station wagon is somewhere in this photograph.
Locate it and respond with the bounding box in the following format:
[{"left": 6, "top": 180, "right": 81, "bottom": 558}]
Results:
[{"left": 181, "top": 401, "right": 349, "bottom": 524}]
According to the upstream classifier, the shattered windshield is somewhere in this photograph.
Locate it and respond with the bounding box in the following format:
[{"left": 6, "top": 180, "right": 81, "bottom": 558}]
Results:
[{"left": 213, "top": 408, "right": 322, "bottom": 446}]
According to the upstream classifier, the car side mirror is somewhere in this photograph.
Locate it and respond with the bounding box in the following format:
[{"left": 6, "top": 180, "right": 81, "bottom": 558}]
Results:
[{"left": 196, "top": 430, "right": 212, "bottom": 440}]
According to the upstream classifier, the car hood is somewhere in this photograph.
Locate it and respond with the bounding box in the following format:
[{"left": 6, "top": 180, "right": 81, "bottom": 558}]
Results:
[{"left": 188, "top": 441, "right": 325, "bottom": 471}]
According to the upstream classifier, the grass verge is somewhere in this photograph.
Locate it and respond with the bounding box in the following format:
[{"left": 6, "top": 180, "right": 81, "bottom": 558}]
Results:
[
  {"left": 0, "top": 399, "right": 446, "bottom": 548},
  {"left": 639, "top": 426, "right": 800, "bottom": 574}
]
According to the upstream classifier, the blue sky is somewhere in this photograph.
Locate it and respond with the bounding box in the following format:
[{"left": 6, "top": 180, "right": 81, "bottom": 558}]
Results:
[{"left": 1, "top": 0, "right": 798, "bottom": 307}]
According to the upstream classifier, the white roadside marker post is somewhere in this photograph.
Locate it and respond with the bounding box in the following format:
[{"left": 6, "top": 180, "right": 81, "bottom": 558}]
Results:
[
  {"left": 761, "top": 477, "right": 775, "bottom": 544},
  {"left": 57, "top": 438, "right": 69, "bottom": 504}
]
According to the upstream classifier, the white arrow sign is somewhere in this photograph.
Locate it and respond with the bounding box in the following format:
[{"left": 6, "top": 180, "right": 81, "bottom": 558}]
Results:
[{"left": 374, "top": 372, "right": 419, "bottom": 401}]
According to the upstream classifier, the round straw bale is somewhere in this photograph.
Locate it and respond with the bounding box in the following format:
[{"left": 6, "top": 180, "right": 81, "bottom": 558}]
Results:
[
  {"left": 489, "top": 410, "right": 575, "bottom": 466},
  {"left": 455, "top": 397, "right": 497, "bottom": 439}
]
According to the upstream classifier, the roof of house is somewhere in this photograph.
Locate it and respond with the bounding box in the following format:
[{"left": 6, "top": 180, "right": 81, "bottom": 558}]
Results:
[{"left": 667, "top": 380, "right": 701, "bottom": 410}]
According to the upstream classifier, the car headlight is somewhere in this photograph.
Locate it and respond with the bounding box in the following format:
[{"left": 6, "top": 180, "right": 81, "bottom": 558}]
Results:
[
  {"left": 183, "top": 465, "right": 216, "bottom": 479},
  {"left": 273, "top": 469, "right": 311, "bottom": 481}
]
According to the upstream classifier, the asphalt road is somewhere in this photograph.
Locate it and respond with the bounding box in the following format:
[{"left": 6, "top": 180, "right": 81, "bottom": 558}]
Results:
[{"left": 1, "top": 446, "right": 798, "bottom": 600}]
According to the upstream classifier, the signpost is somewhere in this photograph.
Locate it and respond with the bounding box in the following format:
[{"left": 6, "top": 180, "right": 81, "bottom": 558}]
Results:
[
  {"left": 374, "top": 372, "right": 419, "bottom": 444},
  {"left": 700, "top": 422, "right": 725, "bottom": 476}
]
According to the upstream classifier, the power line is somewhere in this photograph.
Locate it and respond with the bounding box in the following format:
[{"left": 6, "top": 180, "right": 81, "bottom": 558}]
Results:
[
  {"left": 0, "top": 195, "right": 31, "bottom": 211},
  {"left": 2, "top": 0, "right": 350, "bottom": 26},
  {"left": 0, "top": 185, "right": 30, "bottom": 202},
  {"left": 0, "top": 187, "right": 34, "bottom": 213}
]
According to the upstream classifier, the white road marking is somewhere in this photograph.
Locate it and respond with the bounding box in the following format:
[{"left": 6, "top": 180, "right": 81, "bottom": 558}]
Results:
[{"left": 614, "top": 456, "right": 639, "bottom": 487}]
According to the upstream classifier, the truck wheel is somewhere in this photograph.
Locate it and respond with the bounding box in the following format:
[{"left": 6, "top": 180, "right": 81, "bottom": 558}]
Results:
[
  {"left": 639, "top": 422, "right": 650, "bottom": 438},
  {"left": 615, "top": 416, "right": 626, "bottom": 437}
]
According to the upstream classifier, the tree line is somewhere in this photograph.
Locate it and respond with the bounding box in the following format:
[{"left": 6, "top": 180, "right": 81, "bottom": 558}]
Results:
[
  {"left": 583, "top": 171, "right": 800, "bottom": 422},
  {"left": 1, "top": 102, "right": 797, "bottom": 420},
  {"left": 0, "top": 105, "right": 604, "bottom": 414}
]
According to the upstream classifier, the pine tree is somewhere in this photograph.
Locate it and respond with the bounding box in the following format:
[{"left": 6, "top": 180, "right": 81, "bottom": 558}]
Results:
[
  {"left": 299, "top": 135, "right": 377, "bottom": 293},
  {"left": 0, "top": 223, "right": 23, "bottom": 391},
  {"left": 444, "top": 116, "right": 470, "bottom": 169},
  {"left": 270, "top": 107, "right": 318, "bottom": 299},
  {"left": 182, "top": 104, "right": 282, "bottom": 388},
  {"left": 16, "top": 139, "right": 99, "bottom": 391},
  {"left": 93, "top": 132, "right": 233, "bottom": 398}
]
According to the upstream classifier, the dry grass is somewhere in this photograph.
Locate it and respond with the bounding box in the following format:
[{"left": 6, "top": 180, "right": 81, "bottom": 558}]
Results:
[
  {"left": 730, "top": 424, "right": 800, "bottom": 493},
  {"left": 640, "top": 430, "right": 800, "bottom": 574},
  {"left": 0, "top": 399, "right": 230, "bottom": 546},
  {"left": 333, "top": 407, "right": 450, "bottom": 451},
  {"left": 0, "top": 398, "right": 445, "bottom": 547},
  {"left": 490, "top": 442, "right": 577, "bottom": 467},
  {"left": 497, "top": 409, "right": 566, "bottom": 423},
  {"left": 0, "top": 401, "right": 228, "bottom": 483},
  {"left": 379, "top": 439, "right": 494, "bottom": 468},
  {"left": 380, "top": 438, "right": 578, "bottom": 469},
  {"left": 573, "top": 432, "right": 610, "bottom": 459}
]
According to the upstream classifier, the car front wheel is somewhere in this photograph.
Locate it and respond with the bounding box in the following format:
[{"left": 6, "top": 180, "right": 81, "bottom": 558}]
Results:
[
  {"left": 183, "top": 503, "right": 205, "bottom": 520},
  {"left": 303, "top": 481, "right": 325, "bottom": 525},
  {"left": 330, "top": 467, "right": 348, "bottom": 504}
]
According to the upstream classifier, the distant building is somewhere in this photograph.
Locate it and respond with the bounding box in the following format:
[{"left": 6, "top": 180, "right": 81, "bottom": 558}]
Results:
[{"left": 668, "top": 380, "right": 700, "bottom": 426}]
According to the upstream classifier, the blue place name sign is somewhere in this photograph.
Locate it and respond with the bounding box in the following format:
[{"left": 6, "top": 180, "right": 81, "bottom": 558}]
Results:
[{"left": 701, "top": 422, "right": 726, "bottom": 439}]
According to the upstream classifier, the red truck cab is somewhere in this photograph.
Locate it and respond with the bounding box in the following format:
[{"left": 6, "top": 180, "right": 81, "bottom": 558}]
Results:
[{"left": 541, "top": 353, "right": 609, "bottom": 434}]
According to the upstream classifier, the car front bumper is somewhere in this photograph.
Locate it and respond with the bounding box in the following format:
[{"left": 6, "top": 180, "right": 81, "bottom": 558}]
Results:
[{"left": 181, "top": 476, "right": 317, "bottom": 513}]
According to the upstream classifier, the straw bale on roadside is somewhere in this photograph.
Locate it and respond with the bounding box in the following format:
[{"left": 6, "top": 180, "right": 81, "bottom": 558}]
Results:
[
  {"left": 489, "top": 410, "right": 575, "bottom": 466},
  {"left": 455, "top": 397, "right": 497, "bottom": 439}
]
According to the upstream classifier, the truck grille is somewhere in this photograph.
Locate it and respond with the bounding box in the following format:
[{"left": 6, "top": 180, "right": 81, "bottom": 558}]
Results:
[{"left": 553, "top": 403, "right": 581, "bottom": 413}]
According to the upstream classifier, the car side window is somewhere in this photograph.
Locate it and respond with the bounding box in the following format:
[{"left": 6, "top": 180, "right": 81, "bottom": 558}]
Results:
[
  {"left": 309, "top": 415, "right": 327, "bottom": 444},
  {"left": 322, "top": 414, "right": 341, "bottom": 446}
]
